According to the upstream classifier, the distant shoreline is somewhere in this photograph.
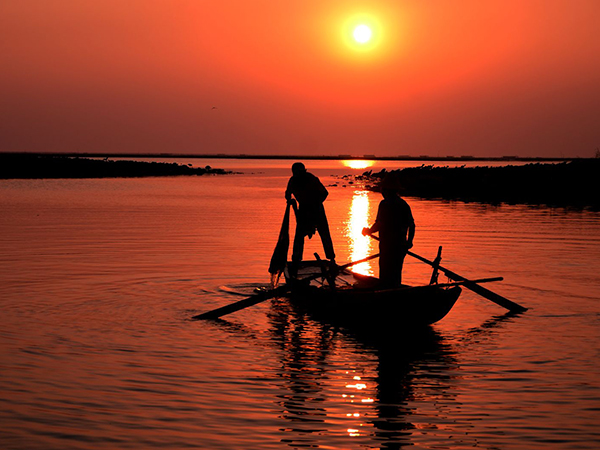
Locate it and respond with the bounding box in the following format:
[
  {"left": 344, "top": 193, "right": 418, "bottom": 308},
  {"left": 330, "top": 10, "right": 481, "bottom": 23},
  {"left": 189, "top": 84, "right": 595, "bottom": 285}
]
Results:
[
  {"left": 2, "top": 153, "right": 598, "bottom": 209},
  {"left": 339, "top": 161, "right": 600, "bottom": 210},
  {"left": 0, "top": 154, "right": 232, "bottom": 179},
  {"left": 0, "top": 151, "right": 580, "bottom": 163}
]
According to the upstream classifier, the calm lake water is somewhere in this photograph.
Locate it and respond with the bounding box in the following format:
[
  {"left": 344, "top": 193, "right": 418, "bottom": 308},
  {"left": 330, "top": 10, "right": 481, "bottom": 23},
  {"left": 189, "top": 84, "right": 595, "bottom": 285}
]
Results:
[{"left": 1, "top": 159, "right": 599, "bottom": 449}]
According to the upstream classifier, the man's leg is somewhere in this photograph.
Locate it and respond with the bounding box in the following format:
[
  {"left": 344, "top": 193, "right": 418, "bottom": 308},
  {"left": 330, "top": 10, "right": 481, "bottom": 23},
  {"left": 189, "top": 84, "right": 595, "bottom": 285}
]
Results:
[
  {"left": 379, "top": 248, "right": 403, "bottom": 288},
  {"left": 289, "top": 223, "right": 305, "bottom": 278},
  {"left": 396, "top": 252, "right": 407, "bottom": 286},
  {"left": 379, "top": 251, "right": 393, "bottom": 287},
  {"left": 316, "top": 215, "right": 335, "bottom": 261}
]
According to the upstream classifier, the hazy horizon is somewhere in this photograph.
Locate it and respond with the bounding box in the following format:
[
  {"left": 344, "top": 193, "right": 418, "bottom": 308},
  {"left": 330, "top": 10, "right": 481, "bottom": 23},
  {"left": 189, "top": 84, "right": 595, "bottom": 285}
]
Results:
[
  {"left": 0, "top": 151, "right": 581, "bottom": 161},
  {"left": 1, "top": 1, "right": 599, "bottom": 158}
]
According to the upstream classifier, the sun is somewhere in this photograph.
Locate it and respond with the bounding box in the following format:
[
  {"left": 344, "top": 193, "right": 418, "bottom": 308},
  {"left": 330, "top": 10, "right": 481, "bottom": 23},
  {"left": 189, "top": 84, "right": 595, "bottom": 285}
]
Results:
[
  {"left": 341, "top": 14, "right": 382, "bottom": 53},
  {"left": 353, "top": 24, "right": 372, "bottom": 44}
]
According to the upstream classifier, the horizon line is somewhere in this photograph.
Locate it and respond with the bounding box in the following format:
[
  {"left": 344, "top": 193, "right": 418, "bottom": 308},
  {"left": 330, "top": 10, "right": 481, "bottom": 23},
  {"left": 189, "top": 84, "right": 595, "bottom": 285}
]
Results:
[{"left": 0, "top": 151, "right": 583, "bottom": 162}]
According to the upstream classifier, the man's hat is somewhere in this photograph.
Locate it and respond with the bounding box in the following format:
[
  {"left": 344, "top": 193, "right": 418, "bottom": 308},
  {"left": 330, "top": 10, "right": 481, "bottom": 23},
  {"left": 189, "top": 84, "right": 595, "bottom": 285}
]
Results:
[
  {"left": 291, "top": 162, "right": 306, "bottom": 175},
  {"left": 380, "top": 172, "right": 402, "bottom": 192}
]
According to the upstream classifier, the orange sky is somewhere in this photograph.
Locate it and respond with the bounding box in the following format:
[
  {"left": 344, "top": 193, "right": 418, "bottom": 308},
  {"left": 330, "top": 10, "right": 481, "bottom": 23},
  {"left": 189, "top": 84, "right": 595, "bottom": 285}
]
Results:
[{"left": 1, "top": 0, "right": 599, "bottom": 157}]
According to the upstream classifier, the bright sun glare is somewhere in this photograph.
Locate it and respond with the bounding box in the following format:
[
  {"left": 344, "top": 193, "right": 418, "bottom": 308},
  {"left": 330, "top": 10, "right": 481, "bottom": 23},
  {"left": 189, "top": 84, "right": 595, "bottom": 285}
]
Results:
[
  {"left": 343, "top": 160, "right": 375, "bottom": 170},
  {"left": 342, "top": 14, "right": 382, "bottom": 53},
  {"left": 353, "top": 24, "right": 372, "bottom": 44}
]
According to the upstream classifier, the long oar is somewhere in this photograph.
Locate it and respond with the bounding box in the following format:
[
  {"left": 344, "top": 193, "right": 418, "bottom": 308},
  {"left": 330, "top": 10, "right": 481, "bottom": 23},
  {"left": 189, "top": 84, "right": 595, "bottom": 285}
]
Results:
[
  {"left": 192, "top": 253, "right": 380, "bottom": 320},
  {"left": 407, "top": 250, "right": 527, "bottom": 312},
  {"left": 367, "top": 235, "right": 527, "bottom": 313},
  {"left": 368, "top": 276, "right": 504, "bottom": 294}
]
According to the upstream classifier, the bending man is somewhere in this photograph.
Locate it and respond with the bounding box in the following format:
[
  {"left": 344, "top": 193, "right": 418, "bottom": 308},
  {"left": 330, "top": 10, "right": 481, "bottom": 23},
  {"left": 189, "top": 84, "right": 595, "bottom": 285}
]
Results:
[{"left": 285, "top": 162, "right": 336, "bottom": 273}]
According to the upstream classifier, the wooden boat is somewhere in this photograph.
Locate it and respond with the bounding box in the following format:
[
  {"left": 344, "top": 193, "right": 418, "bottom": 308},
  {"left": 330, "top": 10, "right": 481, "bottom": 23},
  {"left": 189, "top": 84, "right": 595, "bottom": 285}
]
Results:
[
  {"left": 283, "top": 260, "right": 462, "bottom": 328},
  {"left": 192, "top": 246, "right": 520, "bottom": 322}
]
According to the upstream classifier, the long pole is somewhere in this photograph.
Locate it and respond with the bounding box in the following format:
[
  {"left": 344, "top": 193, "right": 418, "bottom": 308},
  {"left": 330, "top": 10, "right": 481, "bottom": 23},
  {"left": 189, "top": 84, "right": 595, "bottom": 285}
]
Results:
[
  {"left": 192, "top": 253, "right": 380, "bottom": 320},
  {"left": 406, "top": 250, "right": 527, "bottom": 312},
  {"left": 367, "top": 234, "right": 527, "bottom": 313}
]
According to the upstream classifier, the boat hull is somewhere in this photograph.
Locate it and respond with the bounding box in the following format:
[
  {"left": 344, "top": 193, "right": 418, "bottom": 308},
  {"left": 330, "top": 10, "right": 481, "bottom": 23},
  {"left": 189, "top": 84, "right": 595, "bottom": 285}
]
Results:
[
  {"left": 285, "top": 262, "right": 461, "bottom": 328},
  {"left": 289, "top": 284, "right": 461, "bottom": 328}
]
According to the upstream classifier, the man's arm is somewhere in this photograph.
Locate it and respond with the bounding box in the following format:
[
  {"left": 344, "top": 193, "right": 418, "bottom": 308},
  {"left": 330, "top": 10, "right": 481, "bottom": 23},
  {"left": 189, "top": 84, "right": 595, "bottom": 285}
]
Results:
[
  {"left": 362, "top": 202, "right": 383, "bottom": 235},
  {"left": 285, "top": 178, "right": 293, "bottom": 201},
  {"left": 315, "top": 177, "right": 328, "bottom": 203},
  {"left": 406, "top": 203, "right": 415, "bottom": 249},
  {"left": 406, "top": 222, "right": 415, "bottom": 249}
]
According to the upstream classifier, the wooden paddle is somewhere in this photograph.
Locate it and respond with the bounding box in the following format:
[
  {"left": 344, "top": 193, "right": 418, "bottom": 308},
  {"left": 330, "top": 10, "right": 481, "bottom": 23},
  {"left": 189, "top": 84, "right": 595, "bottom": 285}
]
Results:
[
  {"left": 192, "top": 253, "right": 380, "bottom": 320},
  {"left": 365, "top": 276, "right": 504, "bottom": 294},
  {"left": 367, "top": 234, "right": 527, "bottom": 313},
  {"left": 407, "top": 251, "right": 527, "bottom": 312}
]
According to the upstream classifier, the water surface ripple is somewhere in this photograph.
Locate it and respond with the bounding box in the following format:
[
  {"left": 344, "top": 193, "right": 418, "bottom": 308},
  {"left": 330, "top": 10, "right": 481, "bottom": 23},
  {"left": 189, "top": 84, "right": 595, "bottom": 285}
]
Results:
[{"left": 1, "top": 162, "right": 599, "bottom": 449}]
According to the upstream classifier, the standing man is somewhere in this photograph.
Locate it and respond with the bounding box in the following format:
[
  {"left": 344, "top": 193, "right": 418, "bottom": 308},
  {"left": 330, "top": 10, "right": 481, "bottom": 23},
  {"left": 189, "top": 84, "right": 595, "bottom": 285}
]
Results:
[
  {"left": 285, "top": 162, "right": 336, "bottom": 274},
  {"left": 362, "top": 174, "right": 415, "bottom": 288}
]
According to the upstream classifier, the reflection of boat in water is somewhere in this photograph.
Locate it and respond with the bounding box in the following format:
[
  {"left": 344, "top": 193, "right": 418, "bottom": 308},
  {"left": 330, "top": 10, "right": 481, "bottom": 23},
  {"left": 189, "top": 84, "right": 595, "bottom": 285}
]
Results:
[
  {"left": 266, "top": 297, "right": 460, "bottom": 448},
  {"left": 283, "top": 260, "right": 462, "bottom": 329},
  {"left": 211, "top": 290, "right": 516, "bottom": 449}
]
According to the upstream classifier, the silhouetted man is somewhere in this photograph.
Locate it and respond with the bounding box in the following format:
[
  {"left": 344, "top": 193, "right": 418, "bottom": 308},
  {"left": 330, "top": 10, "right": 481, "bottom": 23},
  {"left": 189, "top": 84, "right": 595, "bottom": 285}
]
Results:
[
  {"left": 285, "top": 162, "right": 336, "bottom": 274},
  {"left": 363, "top": 174, "right": 415, "bottom": 288}
]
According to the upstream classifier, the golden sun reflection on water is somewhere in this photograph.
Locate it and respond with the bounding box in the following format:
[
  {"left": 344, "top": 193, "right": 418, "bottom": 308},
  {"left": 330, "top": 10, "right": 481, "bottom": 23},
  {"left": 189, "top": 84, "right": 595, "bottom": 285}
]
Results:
[
  {"left": 346, "top": 190, "right": 375, "bottom": 276},
  {"left": 342, "top": 160, "right": 375, "bottom": 170},
  {"left": 342, "top": 371, "right": 371, "bottom": 438}
]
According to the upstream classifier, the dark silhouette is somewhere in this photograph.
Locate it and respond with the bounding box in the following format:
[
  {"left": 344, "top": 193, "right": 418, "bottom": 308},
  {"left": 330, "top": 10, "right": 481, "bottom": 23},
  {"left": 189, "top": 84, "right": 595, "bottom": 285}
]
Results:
[
  {"left": 0, "top": 154, "right": 231, "bottom": 179},
  {"left": 363, "top": 174, "right": 415, "bottom": 287},
  {"left": 265, "top": 298, "right": 459, "bottom": 449},
  {"left": 352, "top": 160, "right": 600, "bottom": 210},
  {"left": 212, "top": 292, "right": 518, "bottom": 449},
  {"left": 268, "top": 202, "right": 293, "bottom": 286},
  {"left": 285, "top": 162, "right": 335, "bottom": 274}
]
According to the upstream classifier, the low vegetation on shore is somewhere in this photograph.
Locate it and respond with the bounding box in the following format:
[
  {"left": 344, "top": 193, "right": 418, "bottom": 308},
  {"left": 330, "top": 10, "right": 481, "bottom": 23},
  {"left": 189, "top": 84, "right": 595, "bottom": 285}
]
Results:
[
  {"left": 341, "top": 160, "right": 600, "bottom": 209},
  {"left": 0, "top": 154, "right": 231, "bottom": 179}
]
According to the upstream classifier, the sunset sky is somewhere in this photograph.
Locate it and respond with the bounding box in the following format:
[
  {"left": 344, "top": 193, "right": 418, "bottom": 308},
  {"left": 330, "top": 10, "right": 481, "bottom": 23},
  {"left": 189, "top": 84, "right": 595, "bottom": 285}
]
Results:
[{"left": 1, "top": 0, "right": 599, "bottom": 158}]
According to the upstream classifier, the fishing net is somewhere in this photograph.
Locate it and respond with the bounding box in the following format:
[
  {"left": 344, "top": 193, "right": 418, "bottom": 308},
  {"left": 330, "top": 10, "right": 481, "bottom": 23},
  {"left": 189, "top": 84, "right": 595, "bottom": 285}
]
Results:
[{"left": 268, "top": 202, "right": 293, "bottom": 288}]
